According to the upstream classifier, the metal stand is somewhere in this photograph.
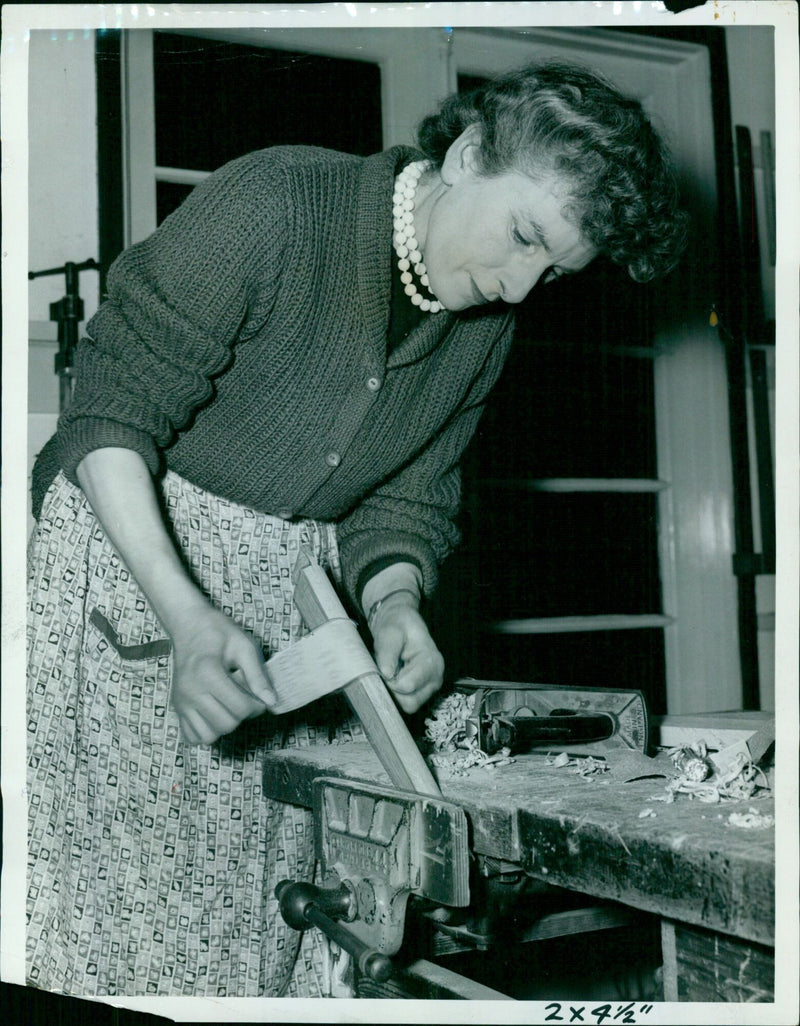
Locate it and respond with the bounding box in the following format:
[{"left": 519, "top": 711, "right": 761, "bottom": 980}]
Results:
[{"left": 28, "top": 259, "right": 99, "bottom": 412}]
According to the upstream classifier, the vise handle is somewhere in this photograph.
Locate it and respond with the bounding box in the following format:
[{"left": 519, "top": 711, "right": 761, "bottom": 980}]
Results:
[{"left": 275, "top": 879, "right": 393, "bottom": 982}]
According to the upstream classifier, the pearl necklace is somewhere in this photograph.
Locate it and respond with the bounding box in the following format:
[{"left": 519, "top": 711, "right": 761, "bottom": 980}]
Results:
[{"left": 392, "top": 160, "right": 446, "bottom": 314}]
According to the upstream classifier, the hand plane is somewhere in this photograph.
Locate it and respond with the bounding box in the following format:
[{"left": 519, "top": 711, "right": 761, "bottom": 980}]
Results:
[{"left": 455, "top": 678, "right": 649, "bottom": 757}]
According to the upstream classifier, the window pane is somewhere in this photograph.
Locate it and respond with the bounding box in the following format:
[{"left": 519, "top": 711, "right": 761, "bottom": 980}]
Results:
[
  {"left": 156, "top": 181, "right": 194, "bottom": 225},
  {"left": 473, "top": 331, "right": 657, "bottom": 480},
  {"left": 517, "top": 259, "right": 657, "bottom": 355},
  {"left": 153, "top": 32, "right": 382, "bottom": 173},
  {"left": 467, "top": 492, "right": 661, "bottom": 620}
]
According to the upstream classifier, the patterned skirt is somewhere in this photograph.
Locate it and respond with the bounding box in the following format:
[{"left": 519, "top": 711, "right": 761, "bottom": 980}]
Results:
[{"left": 26, "top": 471, "right": 362, "bottom": 997}]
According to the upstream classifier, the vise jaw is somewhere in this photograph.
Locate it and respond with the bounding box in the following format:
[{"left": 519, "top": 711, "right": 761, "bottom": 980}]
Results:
[{"left": 278, "top": 776, "right": 470, "bottom": 974}]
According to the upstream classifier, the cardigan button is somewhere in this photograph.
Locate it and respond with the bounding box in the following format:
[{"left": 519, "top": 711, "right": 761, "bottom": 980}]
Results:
[
  {"left": 366, "top": 376, "right": 381, "bottom": 392},
  {"left": 326, "top": 451, "right": 341, "bottom": 468}
]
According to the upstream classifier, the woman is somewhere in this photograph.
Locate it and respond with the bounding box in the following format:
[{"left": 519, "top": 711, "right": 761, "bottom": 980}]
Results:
[{"left": 27, "top": 62, "right": 687, "bottom": 997}]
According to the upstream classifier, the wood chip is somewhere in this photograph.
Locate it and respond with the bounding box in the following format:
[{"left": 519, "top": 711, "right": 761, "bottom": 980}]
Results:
[{"left": 727, "top": 808, "right": 775, "bottom": 830}]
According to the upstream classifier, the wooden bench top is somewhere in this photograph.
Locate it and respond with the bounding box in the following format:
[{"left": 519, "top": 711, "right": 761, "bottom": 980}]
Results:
[{"left": 262, "top": 740, "right": 774, "bottom": 947}]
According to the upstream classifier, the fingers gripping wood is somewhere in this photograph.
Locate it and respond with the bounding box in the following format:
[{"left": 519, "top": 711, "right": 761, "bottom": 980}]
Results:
[{"left": 292, "top": 549, "right": 441, "bottom": 796}]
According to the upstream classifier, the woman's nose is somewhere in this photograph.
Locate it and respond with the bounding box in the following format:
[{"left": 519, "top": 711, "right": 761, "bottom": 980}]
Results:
[{"left": 500, "top": 254, "right": 549, "bottom": 304}]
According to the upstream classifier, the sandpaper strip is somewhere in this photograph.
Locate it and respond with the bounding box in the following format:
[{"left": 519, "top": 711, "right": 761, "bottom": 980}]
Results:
[{"left": 264, "top": 617, "right": 375, "bottom": 715}]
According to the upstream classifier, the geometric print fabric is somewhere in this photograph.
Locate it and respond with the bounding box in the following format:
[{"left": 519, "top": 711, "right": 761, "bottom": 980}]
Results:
[{"left": 27, "top": 471, "right": 363, "bottom": 996}]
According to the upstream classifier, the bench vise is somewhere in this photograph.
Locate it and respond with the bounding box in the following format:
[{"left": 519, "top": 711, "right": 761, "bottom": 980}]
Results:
[
  {"left": 273, "top": 552, "right": 645, "bottom": 995},
  {"left": 276, "top": 776, "right": 470, "bottom": 983}
]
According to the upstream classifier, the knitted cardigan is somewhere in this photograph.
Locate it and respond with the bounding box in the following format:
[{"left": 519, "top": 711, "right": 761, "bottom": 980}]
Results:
[{"left": 34, "top": 145, "right": 515, "bottom": 606}]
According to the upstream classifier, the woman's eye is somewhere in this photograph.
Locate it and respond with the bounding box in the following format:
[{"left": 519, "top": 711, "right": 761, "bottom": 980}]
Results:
[{"left": 513, "top": 227, "right": 533, "bottom": 247}]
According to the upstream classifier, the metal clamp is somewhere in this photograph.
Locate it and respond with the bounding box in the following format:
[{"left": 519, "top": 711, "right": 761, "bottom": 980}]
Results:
[{"left": 276, "top": 776, "right": 470, "bottom": 973}]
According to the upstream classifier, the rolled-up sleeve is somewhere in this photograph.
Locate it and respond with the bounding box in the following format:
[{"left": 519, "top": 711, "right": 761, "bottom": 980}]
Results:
[{"left": 57, "top": 152, "right": 290, "bottom": 483}]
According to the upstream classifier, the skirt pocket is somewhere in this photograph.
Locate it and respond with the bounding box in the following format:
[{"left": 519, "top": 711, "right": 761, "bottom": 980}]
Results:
[
  {"left": 89, "top": 609, "right": 172, "bottom": 660},
  {"left": 84, "top": 607, "right": 175, "bottom": 746}
]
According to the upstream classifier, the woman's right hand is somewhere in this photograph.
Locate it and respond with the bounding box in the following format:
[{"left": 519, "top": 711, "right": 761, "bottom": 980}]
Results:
[
  {"left": 168, "top": 601, "right": 277, "bottom": 745},
  {"left": 75, "top": 448, "right": 278, "bottom": 746}
]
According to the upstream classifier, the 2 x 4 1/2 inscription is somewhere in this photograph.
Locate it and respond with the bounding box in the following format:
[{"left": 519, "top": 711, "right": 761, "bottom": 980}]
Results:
[{"left": 544, "top": 1002, "right": 655, "bottom": 1024}]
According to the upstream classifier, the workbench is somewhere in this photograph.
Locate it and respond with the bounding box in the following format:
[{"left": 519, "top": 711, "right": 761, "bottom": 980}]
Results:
[{"left": 262, "top": 739, "right": 775, "bottom": 1002}]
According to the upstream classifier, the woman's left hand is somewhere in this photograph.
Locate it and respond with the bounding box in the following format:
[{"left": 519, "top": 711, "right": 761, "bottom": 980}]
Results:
[{"left": 369, "top": 592, "right": 444, "bottom": 713}]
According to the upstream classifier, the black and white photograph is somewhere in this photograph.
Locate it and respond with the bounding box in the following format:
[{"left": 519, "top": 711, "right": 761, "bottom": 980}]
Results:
[{"left": 2, "top": 2, "right": 798, "bottom": 1024}]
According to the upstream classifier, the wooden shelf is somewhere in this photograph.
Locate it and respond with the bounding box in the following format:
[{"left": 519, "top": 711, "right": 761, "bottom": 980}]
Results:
[
  {"left": 490, "top": 614, "right": 675, "bottom": 635},
  {"left": 479, "top": 477, "right": 668, "bottom": 493}
]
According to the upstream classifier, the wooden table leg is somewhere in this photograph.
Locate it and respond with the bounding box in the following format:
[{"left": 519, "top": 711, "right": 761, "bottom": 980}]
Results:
[{"left": 661, "top": 919, "right": 774, "bottom": 1002}]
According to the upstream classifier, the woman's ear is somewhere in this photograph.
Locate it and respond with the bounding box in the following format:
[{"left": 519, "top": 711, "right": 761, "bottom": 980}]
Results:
[{"left": 440, "top": 123, "right": 482, "bottom": 186}]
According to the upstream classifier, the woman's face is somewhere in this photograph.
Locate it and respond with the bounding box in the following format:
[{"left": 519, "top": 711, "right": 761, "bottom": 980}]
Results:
[{"left": 414, "top": 131, "right": 598, "bottom": 311}]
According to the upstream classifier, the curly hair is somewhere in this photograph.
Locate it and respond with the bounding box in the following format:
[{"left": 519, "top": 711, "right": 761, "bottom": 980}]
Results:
[{"left": 417, "top": 62, "right": 689, "bottom": 282}]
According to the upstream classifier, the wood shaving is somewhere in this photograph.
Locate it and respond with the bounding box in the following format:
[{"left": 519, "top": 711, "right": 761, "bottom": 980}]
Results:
[
  {"left": 658, "top": 744, "right": 771, "bottom": 805},
  {"left": 545, "top": 752, "right": 608, "bottom": 778},
  {"left": 573, "top": 756, "right": 609, "bottom": 778},
  {"left": 667, "top": 742, "right": 712, "bottom": 782},
  {"left": 429, "top": 738, "right": 515, "bottom": 777},
  {"left": 423, "top": 692, "right": 475, "bottom": 751},
  {"left": 608, "top": 822, "right": 632, "bottom": 856},
  {"left": 727, "top": 808, "right": 775, "bottom": 830},
  {"left": 425, "top": 695, "right": 516, "bottom": 775}
]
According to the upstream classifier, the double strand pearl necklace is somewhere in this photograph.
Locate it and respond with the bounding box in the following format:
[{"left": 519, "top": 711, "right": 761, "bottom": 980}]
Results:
[{"left": 392, "top": 160, "right": 446, "bottom": 314}]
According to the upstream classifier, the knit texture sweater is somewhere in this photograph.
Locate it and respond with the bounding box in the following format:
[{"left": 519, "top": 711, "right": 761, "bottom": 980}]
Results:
[{"left": 33, "top": 146, "right": 515, "bottom": 605}]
